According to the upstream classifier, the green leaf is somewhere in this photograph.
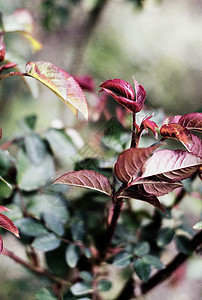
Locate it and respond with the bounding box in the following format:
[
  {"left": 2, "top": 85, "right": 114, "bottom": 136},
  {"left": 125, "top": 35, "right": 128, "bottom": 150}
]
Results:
[
  {"left": 143, "top": 255, "right": 164, "bottom": 269},
  {"left": 43, "top": 212, "right": 64, "bottom": 236},
  {"left": 134, "top": 258, "right": 151, "bottom": 282},
  {"left": 36, "top": 288, "right": 57, "bottom": 300},
  {"left": 17, "top": 149, "right": 55, "bottom": 191},
  {"left": 79, "top": 271, "right": 93, "bottom": 283},
  {"left": 71, "top": 218, "right": 85, "bottom": 241},
  {"left": 32, "top": 233, "right": 61, "bottom": 252},
  {"left": 175, "top": 235, "right": 194, "bottom": 254},
  {"left": 24, "top": 133, "right": 47, "bottom": 165},
  {"left": 133, "top": 242, "right": 150, "bottom": 256},
  {"left": 157, "top": 227, "right": 175, "bottom": 247},
  {"left": 97, "top": 279, "right": 112, "bottom": 292},
  {"left": 0, "top": 175, "right": 12, "bottom": 189},
  {"left": 193, "top": 221, "right": 202, "bottom": 230},
  {"left": 113, "top": 252, "right": 133, "bottom": 268},
  {"left": 65, "top": 244, "right": 81, "bottom": 268},
  {"left": 25, "top": 61, "right": 88, "bottom": 120},
  {"left": 70, "top": 282, "right": 92, "bottom": 296},
  {"left": 15, "top": 217, "right": 48, "bottom": 237},
  {"left": 19, "top": 115, "right": 37, "bottom": 132}
]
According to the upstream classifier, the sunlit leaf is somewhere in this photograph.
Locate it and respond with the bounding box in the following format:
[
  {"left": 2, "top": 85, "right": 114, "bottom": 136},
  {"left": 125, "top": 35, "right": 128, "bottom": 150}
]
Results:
[
  {"left": 134, "top": 258, "right": 151, "bottom": 282},
  {"left": 179, "top": 113, "right": 202, "bottom": 131},
  {"left": 0, "top": 175, "right": 12, "bottom": 189},
  {"left": 70, "top": 282, "right": 92, "bottom": 296},
  {"left": 140, "top": 115, "right": 158, "bottom": 138},
  {"left": 53, "top": 170, "right": 112, "bottom": 196},
  {"left": 193, "top": 221, "right": 202, "bottom": 230},
  {"left": 25, "top": 61, "right": 88, "bottom": 120},
  {"left": 0, "top": 206, "right": 11, "bottom": 212},
  {"left": 163, "top": 115, "right": 182, "bottom": 125},
  {"left": 160, "top": 123, "right": 192, "bottom": 150},
  {"left": 115, "top": 144, "right": 161, "bottom": 183},
  {"left": 65, "top": 244, "right": 81, "bottom": 268},
  {"left": 0, "top": 213, "right": 19, "bottom": 237}
]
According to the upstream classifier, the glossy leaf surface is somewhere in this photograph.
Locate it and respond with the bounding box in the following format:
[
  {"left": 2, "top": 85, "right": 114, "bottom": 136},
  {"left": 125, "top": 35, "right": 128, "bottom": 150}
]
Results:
[
  {"left": 25, "top": 61, "right": 88, "bottom": 120},
  {"left": 54, "top": 170, "right": 112, "bottom": 196},
  {"left": 0, "top": 213, "right": 19, "bottom": 237},
  {"left": 179, "top": 113, "right": 202, "bottom": 131}
]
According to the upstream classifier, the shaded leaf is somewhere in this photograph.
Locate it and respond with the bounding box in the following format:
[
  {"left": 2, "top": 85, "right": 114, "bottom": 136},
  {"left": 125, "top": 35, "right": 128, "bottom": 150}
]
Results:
[
  {"left": 70, "top": 282, "right": 92, "bottom": 296},
  {"left": 79, "top": 271, "right": 93, "bottom": 283},
  {"left": 36, "top": 288, "right": 57, "bottom": 300},
  {"left": 157, "top": 227, "right": 175, "bottom": 247},
  {"left": 65, "top": 244, "right": 81, "bottom": 268},
  {"left": 97, "top": 279, "right": 112, "bottom": 292},
  {"left": 119, "top": 185, "right": 166, "bottom": 213},
  {"left": 25, "top": 61, "right": 88, "bottom": 120},
  {"left": 115, "top": 144, "right": 161, "bottom": 183},
  {"left": 160, "top": 123, "right": 192, "bottom": 150},
  {"left": 24, "top": 133, "right": 47, "bottom": 165},
  {"left": 133, "top": 242, "right": 150, "bottom": 256},
  {"left": 134, "top": 258, "right": 151, "bottom": 282},
  {"left": 113, "top": 252, "right": 133, "bottom": 268},
  {"left": 179, "top": 113, "right": 202, "bottom": 131},
  {"left": 133, "top": 77, "right": 146, "bottom": 113},
  {"left": 175, "top": 235, "right": 194, "bottom": 254},
  {"left": 188, "top": 134, "right": 202, "bottom": 158},
  {"left": 143, "top": 255, "right": 164, "bottom": 269},
  {"left": 15, "top": 217, "right": 47, "bottom": 237},
  {"left": 74, "top": 75, "right": 95, "bottom": 92},
  {"left": 32, "top": 233, "right": 61, "bottom": 252},
  {"left": 0, "top": 213, "right": 19, "bottom": 237},
  {"left": 54, "top": 170, "right": 112, "bottom": 196},
  {"left": 43, "top": 212, "right": 64, "bottom": 236}
]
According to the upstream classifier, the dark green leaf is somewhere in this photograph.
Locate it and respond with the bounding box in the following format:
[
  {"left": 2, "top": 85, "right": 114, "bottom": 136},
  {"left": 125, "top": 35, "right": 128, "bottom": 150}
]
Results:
[
  {"left": 24, "top": 133, "right": 47, "bottom": 165},
  {"left": 157, "top": 227, "right": 175, "bottom": 247},
  {"left": 36, "top": 288, "right": 57, "bottom": 300},
  {"left": 65, "top": 244, "right": 81, "bottom": 268},
  {"left": 134, "top": 258, "right": 151, "bottom": 282},
  {"left": 177, "top": 224, "right": 195, "bottom": 237},
  {"left": 19, "top": 115, "right": 37, "bottom": 132},
  {"left": 97, "top": 279, "right": 112, "bottom": 292},
  {"left": 71, "top": 219, "right": 85, "bottom": 241},
  {"left": 70, "top": 282, "right": 92, "bottom": 296},
  {"left": 133, "top": 242, "right": 150, "bottom": 256},
  {"left": 17, "top": 149, "right": 55, "bottom": 191},
  {"left": 79, "top": 271, "right": 93, "bottom": 283},
  {"left": 143, "top": 255, "right": 164, "bottom": 269},
  {"left": 175, "top": 235, "right": 194, "bottom": 254},
  {"left": 113, "top": 252, "right": 133, "bottom": 268},
  {"left": 43, "top": 212, "right": 64, "bottom": 236},
  {"left": 32, "top": 233, "right": 61, "bottom": 252},
  {"left": 15, "top": 218, "right": 48, "bottom": 237}
]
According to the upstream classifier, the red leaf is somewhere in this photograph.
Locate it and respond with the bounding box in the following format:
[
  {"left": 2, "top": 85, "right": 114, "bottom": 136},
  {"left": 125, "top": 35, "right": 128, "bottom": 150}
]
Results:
[
  {"left": 99, "top": 78, "right": 146, "bottom": 113},
  {"left": 118, "top": 185, "right": 166, "bottom": 213},
  {"left": 0, "top": 213, "right": 19, "bottom": 237},
  {"left": 163, "top": 115, "right": 182, "bottom": 125},
  {"left": 140, "top": 115, "right": 158, "bottom": 138},
  {"left": 53, "top": 170, "right": 112, "bottom": 196},
  {"left": 0, "top": 127, "right": 2, "bottom": 139},
  {"left": 140, "top": 149, "right": 202, "bottom": 182},
  {"left": 0, "top": 62, "right": 17, "bottom": 72},
  {"left": 189, "top": 134, "right": 202, "bottom": 159},
  {"left": 25, "top": 61, "right": 88, "bottom": 120},
  {"left": 179, "top": 113, "right": 202, "bottom": 131},
  {"left": 115, "top": 144, "right": 161, "bottom": 183},
  {"left": 160, "top": 123, "right": 192, "bottom": 149},
  {"left": 0, "top": 32, "right": 5, "bottom": 62},
  {"left": 0, "top": 235, "right": 3, "bottom": 254},
  {"left": 74, "top": 75, "right": 95, "bottom": 92}
]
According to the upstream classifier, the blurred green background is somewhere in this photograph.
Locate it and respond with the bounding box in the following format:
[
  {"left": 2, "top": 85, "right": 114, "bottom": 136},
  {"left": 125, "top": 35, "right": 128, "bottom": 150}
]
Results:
[{"left": 0, "top": 0, "right": 202, "bottom": 299}]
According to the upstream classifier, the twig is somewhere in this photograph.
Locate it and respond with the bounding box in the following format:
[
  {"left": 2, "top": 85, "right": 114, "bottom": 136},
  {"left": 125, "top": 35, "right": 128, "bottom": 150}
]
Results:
[
  {"left": 130, "top": 113, "right": 138, "bottom": 148},
  {"left": 2, "top": 248, "right": 71, "bottom": 287}
]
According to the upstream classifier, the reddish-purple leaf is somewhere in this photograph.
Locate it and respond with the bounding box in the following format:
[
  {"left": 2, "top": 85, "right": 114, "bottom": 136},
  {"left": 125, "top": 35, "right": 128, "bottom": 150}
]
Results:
[
  {"left": 99, "top": 78, "right": 146, "bottom": 113},
  {"left": 0, "top": 213, "right": 19, "bottom": 237},
  {"left": 139, "top": 149, "right": 202, "bottom": 182},
  {"left": 163, "top": 115, "right": 182, "bottom": 125},
  {"left": 160, "top": 123, "right": 192, "bottom": 150},
  {"left": 189, "top": 134, "right": 202, "bottom": 158},
  {"left": 115, "top": 144, "right": 161, "bottom": 183},
  {"left": 0, "top": 127, "right": 2, "bottom": 139},
  {"left": 0, "top": 32, "right": 5, "bottom": 62},
  {"left": 25, "top": 61, "right": 88, "bottom": 120},
  {"left": 0, "top": 62, "right": 17, "bottom": 72},
  {"left": 179, "top": 113, "right": 202, "bottom": 131},
  {"left": 133, "top": 78, "right": 146, "bottom": 112},
  {"left": 140, "top": 115, "right": 158, "bottom": 138},
  {"left": 74, "top": 75, "right": 95, "bottom": 92},
  {"left": 53, "top": 170, "right": 112, "bottom": 196},
  {"left": 118, "top": 185, "right": 166, "bottom": 213},
  {"left": 0, "top": 235, "right": 3, "bottom": 254}
]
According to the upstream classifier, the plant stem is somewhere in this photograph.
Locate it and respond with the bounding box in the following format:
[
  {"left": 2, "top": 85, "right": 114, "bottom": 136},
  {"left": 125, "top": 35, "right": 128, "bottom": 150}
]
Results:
[
  {"left": 131, "top": 113, "right": 138, "bottom": 148},
  {"left": 2, "top": 248, "right": 71, "bottom": 287}
]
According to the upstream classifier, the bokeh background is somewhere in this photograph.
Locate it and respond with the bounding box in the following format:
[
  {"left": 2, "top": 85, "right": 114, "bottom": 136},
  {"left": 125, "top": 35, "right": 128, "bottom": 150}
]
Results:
[{"left": 0, "top": 0, "right": 201, "bottom": 299}]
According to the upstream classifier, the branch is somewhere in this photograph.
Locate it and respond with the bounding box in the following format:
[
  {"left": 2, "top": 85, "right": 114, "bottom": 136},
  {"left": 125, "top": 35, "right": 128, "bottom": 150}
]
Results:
[
  {"left": 140, "top": 229, "right": 202, "bottom": 295},
  {"left": 2, "top": 248, "right": 71, "bottom": 287}
]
